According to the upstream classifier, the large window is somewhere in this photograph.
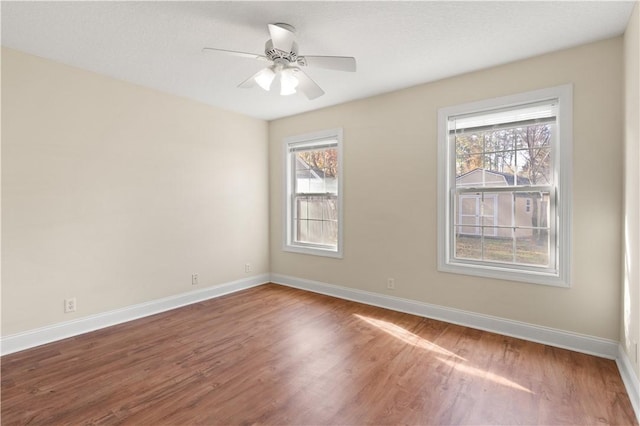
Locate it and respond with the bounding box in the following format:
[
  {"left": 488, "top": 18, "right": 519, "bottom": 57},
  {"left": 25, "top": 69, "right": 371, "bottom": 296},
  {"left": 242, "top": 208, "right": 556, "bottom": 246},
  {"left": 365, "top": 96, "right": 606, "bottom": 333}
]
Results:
[
  {"left": 437, "top": 85, "right": 572, "bottom": 287},
  {"left": 284, "top": 129, "right": 343, "bottom": 258}
]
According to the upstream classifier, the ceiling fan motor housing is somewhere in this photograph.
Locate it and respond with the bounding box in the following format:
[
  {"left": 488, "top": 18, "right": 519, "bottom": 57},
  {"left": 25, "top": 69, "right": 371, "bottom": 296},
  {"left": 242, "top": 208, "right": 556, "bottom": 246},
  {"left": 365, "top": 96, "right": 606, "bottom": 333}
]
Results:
[{"left": 265, "top": 39, "right": 298, "bottom": 64}]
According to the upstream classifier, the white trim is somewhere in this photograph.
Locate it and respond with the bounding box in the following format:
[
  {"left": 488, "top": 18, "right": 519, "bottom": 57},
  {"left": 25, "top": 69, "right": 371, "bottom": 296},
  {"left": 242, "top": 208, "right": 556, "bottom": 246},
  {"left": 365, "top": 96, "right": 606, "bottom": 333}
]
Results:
[
  {"left": 0, "top": 274, "right": 269, "bottom": 356},
  {"left": 617, "top": 344, "right": 640, "bottom": 422},
  {"left": 437, "top": 84, "right": 573, "bottom": 288},
  {"left": 282, "top": 128, "right": 344, "bottom": 259},
  {"left": 270, "top": 273, "right": 618, "bottom": 359}
]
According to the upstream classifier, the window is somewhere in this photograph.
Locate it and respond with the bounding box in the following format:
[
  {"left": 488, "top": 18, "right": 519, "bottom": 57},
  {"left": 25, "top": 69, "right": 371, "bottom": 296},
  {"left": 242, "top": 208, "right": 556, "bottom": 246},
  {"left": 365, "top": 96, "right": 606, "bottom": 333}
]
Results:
[
  {"left": 437, "top": 85, "right": 572, "bottom": 287},
  {"left": 284, "top": 129, "right": 343, "bottom": 258}
]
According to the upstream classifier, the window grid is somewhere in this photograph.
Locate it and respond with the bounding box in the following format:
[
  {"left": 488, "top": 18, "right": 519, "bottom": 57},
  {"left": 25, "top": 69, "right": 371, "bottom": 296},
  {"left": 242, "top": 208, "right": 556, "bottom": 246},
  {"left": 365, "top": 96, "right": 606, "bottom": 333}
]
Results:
[
  {"left": 438, "top": 85, "right": 571, "bottom": 286},
  {"left": 284, "top": 129, "right": 343, "bottom": 258},
  {"left": 451, "top": 123, "right": 556, "bottom": 271}
]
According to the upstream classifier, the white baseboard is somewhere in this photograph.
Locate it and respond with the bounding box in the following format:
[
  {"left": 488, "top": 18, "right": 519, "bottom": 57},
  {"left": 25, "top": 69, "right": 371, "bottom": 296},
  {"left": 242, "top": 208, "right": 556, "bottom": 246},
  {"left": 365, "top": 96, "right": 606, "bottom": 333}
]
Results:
[
  {"left": 0, "top": 274, "right": 270, "bottom": 356},
  {"left": 270, "top": 273, "right": 620, "bottom": 359},
  {"left": 617, "top": 344, "right": 640, "bottom": 422}
]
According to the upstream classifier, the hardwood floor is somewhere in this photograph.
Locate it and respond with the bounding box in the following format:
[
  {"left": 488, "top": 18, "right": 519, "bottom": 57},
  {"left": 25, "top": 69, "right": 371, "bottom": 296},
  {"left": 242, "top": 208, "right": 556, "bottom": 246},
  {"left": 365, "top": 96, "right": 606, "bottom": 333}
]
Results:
[{"left": 1, "top": 283, "right": 637, "bottom": 425}]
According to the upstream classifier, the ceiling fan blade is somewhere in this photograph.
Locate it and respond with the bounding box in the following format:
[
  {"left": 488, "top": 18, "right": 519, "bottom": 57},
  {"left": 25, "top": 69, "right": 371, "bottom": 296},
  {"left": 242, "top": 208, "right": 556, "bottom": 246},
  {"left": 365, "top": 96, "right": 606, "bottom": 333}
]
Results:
[
  {"left": 299, "top": 56, "right": 356, "bottom": 72},
  {"left": 238, "top": 67, "right": 276, "bottom": 89},
  {"left": 202, "top": 47, "right": 269, "bottom": 62},
  {"left": 268, "top": 23, "right": 295, "bottom": 53},
  {"left": 295, "top": 69, "right": 325, "bottom": 100}
]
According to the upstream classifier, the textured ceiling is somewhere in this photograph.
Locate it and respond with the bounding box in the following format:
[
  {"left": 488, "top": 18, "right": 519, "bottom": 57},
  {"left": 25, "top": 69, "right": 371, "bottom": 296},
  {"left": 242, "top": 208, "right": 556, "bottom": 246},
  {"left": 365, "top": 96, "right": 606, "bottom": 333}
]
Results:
[{"left": 1, "top": 1, "right": 635, "bottom": 120}]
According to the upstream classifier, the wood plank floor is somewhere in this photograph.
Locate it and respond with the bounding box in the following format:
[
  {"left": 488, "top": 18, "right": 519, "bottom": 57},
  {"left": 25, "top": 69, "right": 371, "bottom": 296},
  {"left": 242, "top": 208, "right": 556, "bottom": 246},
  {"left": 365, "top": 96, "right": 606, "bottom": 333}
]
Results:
[{"left": 1, "top": 283, "right": 637, "bottom": 425}]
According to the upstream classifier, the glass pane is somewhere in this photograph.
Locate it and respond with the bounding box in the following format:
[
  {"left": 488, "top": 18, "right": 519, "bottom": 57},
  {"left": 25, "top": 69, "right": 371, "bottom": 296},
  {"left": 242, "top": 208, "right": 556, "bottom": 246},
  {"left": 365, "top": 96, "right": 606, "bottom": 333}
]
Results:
[
  {"left": 480, "top": 195, "right": 496, "bottom": 216},
  {"left": 514, "top": 124, "right": 552, "bottom": 150},
  {"left": 482, "top": 130, "right": 503, "bottom": 154},
  {"left": 322, "top": 220, "right": 338, "bottom": 246},
  {"left": 481, "top": 219, "right": 497, "bottom": 237},
  {"left": 460, "top": 217, "right": 479, "bottom": 235},
  {"left": 308, "top": 199, "right": 324, "bottom": 221},
  {"left": 482, "top": 234, "right": 515, "bottom": 262},
  {"left": 455, "top": 134, "right": 483, "bottom": 155},
  {"left": 296, "top": 198, "right": 308, "bottom": 220},
  {"left": 454, "top": 233, "right": 481, "bottom": 260},
  {"left": 461, "top": 197, "right": 477, "bottom": 215},
  {"left": 455, "top": 154, "right": 483, "bottom": 179},
  {"left": 323, "top": 198, "right": 338, "bottom": 220},
  {"left": 307, "top": 220, "right": 323, "bottom": 244},
  {"left": 513, "top": 148, "right": 551, "bottom": 186},
  {"left": 456, "top": 196, "right": 479, "bottom": 235},
  {"left": 295, "top": 219, "right": 308, "bottom": 242},
  {"left": 295, "top": 148, "right": 338, "bottom": 194},
  {"left": 516, "top": 234, "right": 549, "bottom": 266},
  {"left": 294, "top": 196, "right": 338, "bottom": 247},
  {"left": 513, "top": 192, "right": 551, "bottom": 230}
]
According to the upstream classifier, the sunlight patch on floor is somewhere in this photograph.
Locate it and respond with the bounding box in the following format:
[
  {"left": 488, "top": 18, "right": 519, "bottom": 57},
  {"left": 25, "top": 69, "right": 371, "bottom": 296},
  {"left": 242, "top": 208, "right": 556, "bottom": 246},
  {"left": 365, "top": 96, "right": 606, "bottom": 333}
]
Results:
[
  {"left": 355, "top": 314, "right": 465, "bottom": 361},
  {"left": 354, "top": 313, "right": 533, "bottom": 394},
  {"left": 437, "top": 356, "right": 533, "bottom": 393}
]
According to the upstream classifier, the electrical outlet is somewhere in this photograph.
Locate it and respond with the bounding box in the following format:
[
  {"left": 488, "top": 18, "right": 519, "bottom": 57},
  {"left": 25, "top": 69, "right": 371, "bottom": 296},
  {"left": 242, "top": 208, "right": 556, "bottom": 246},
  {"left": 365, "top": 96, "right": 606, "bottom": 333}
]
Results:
[
  {"left": 387, "top": 278, "right": 395, "bottom": 289},
  {"left": 245, "top": 263, "right": 252, "bottom": 273},
  {"left": 192, "top": 273, "right": 199, "bottom": 285},
  {"left": 64, "top": 298, "right": 77, "bottom": 313}
]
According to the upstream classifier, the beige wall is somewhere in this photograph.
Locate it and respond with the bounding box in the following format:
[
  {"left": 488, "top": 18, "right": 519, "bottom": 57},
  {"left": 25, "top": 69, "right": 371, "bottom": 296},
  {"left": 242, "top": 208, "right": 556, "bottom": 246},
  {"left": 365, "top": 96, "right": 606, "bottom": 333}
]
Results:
[
  {"left": 270, "top": 37, "right": 624, "bottom": 340},
  {"left": 0, "top": 31, "right": 631, "bottom": 352},
  {"left": 1, "top": 48, "right": 269, "bottom": 335},
  {"left": 623, "top": 2, "right": 640, "bottom": 377}
]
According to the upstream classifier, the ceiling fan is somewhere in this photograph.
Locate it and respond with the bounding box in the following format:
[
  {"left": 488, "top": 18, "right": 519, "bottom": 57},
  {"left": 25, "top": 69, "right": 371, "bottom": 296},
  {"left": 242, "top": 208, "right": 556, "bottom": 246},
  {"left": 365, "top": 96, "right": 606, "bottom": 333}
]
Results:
[{"left": 202, "top": 23, "right": 356, "bottom": 100}]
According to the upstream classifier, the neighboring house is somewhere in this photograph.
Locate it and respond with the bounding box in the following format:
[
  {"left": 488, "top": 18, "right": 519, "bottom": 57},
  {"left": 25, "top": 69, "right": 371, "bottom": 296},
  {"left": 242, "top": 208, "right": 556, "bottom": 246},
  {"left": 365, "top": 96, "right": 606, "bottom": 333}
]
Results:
[{"left": 455, "top": 168, "right": 549, "bottom": 239}]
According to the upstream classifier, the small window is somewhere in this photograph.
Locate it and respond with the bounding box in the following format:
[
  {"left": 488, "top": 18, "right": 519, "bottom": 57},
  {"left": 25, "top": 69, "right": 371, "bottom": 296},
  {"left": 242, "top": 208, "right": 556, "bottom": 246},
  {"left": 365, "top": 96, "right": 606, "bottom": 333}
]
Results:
[
  {"left": 283, "top": 129, "right": 343, "bottom": 258},
  {"left": 437, "top": 85, "right": 572, "bottom": 287}
]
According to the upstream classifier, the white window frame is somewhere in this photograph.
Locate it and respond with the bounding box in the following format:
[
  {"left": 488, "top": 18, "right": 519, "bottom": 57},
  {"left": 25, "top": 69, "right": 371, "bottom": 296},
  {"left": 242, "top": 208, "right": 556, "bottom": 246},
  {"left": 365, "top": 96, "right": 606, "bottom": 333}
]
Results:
[
  {"left": 437, "top": 85, "right": 572, "bottom": 287},
  {"left": 283, "top": 128, "right": 344, "bottom": 258}
]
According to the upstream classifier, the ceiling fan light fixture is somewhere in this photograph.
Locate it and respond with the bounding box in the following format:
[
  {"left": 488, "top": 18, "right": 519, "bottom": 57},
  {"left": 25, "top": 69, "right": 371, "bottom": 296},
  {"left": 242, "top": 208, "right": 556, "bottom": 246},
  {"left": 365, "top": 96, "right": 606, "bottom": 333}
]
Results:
[
  {"left": 254, "top": 67, "right": 276, "bottom": 91},
  {"left": 279, "top": 69, "right": 299, "bottom": 96}
]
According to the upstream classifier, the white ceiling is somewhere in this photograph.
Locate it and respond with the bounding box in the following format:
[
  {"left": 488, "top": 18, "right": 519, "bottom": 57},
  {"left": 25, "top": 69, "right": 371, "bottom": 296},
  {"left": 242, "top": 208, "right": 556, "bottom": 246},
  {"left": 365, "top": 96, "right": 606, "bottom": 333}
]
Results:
[{"left": 1, "top": 1, "right": 635, "bottom": 121}]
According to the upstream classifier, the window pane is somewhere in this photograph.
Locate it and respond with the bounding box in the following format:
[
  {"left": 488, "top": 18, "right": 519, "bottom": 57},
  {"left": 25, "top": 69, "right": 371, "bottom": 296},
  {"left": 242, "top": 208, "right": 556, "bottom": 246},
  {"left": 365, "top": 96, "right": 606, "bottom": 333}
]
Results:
[
  {"left": 482, "top": 234, "right": 515, "bottom": 262},
  {"left": 516, "top": 234, "right": 550, "bottom": 266},
  {"left": 514, "top": 124, "right": 553, "bottom": 150},
  {"left": 294, "top": 196, "right": 337, "bottom": 246},
  {"left": 307, "top": 220, "right": 323, "bottom": 244},
  {"left": 515, "top": 147, "right": 552, "bottom": 185},
  {"left": 295, "top": 219, "right": 309, "bottom": 242},
  {"left": 295, "top": 148, "right": 338, "bottom": 194},
  {"left": 456, "top": 153, "right": 483, "bottom": 178},
  {"left": 454, "top": 233, "right": 482, "bottom": 260},
  {"left": 456, "top": 196, "right": 479, "bottom": 235},
  {"left": 514, "top": 191, "right": 551, "bottom": 231},
  {"left": 322, "top": 219, "right": 338, "bottom": 246}
]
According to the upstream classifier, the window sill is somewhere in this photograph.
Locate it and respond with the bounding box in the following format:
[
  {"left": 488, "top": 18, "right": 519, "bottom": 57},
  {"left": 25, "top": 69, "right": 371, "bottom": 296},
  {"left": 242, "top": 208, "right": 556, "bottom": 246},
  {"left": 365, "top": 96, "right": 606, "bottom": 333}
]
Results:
[
  {"left": 283, "top": 244, "right": 343, "bottom": 259},
  {"left": 438, "top": 260, "right": 569, "bottom": 288}
]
